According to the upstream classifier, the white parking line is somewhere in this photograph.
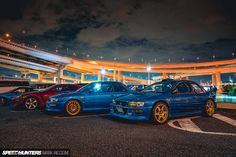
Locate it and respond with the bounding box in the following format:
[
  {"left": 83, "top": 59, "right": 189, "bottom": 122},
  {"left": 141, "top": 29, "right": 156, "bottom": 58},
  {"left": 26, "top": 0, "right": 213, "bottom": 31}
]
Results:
[
  {"left": 177, "top": 119, "right": 202, "bottom": 132},
  {"left": 213, "top": 114, "right": 236, "bottom": 127},
  {"left": 168, "top": 115, "right": 236, "bottom": 136}
]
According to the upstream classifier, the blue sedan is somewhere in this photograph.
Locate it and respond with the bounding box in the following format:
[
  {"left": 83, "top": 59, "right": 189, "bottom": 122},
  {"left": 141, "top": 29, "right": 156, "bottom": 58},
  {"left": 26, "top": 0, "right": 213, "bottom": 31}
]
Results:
[
  {"left": 46, "top": 82, "right": 130, "bottom": 116},
  {"left": 0, "top": 87, "right": 35, "bottom": 106},
  {"left": 111, "top": 79, "right": 216, "bottom": 124}
]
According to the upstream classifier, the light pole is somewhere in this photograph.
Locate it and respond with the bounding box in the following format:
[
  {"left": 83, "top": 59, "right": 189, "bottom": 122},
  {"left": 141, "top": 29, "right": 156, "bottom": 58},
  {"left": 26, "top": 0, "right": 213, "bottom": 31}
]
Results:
[
  {"left": 212, "top": 55, "right": 215, "bottom": 61},
  {"left": 232, "top": 52, "right": 235, "bottom": 58},
  {"left": 101, "top": 69, "right": 106, "bottom": 81},
  {"left": 4, "top": 33, "right": 11, "bottom": 42},
  {"left": 196, "top": 57, "right": 200, "bottom": 62},
  {"left": 146, "top": 66, "right": 151, "bottom": 85}
]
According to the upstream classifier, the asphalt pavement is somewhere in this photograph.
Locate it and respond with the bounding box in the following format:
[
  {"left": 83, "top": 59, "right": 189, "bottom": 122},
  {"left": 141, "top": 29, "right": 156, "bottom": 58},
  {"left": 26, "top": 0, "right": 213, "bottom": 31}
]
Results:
[{"left": 0, "top": 106, "right": 235, "bottom": 157}]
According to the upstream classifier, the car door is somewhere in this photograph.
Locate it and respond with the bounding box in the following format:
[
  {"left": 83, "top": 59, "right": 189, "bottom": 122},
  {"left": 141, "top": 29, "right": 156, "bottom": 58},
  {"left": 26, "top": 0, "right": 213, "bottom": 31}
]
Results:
[
  {"left": 189, "top": 82, "right": 208, "bottom": 112},
  {"left": 170, "top": 82, "right": 193, "bottom": 115},
  {"left": 84, "top": 83, "right": 114, "bottom": 110}
]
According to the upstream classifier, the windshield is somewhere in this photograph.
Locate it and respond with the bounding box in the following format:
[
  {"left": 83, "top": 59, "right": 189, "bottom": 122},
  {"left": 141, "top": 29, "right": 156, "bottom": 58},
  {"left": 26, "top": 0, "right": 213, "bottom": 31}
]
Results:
[
  {"left": 41, "top": 85, "right": 57, "bottom": 92},
  {"left": 142, "top": 82, "right": 174, "bottom": 93},
  {"left": 77, "top": 83, "right": 95, "bottom": 93}
]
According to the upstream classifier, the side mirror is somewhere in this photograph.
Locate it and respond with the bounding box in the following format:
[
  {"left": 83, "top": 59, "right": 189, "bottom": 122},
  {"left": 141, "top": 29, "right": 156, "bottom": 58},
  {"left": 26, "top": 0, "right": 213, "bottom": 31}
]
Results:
[{"left": 172, "top": 88, "right": 178, "bottom": 94}]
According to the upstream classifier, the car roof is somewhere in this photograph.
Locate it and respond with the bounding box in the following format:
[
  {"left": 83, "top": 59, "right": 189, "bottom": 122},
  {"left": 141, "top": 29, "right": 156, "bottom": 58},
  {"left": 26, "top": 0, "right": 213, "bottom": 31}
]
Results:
[
  {"left": 161, "top": 79, "right": 198, "bottom": 84},
  {"left": 90, "top": 81, "right": 122, "bottom": 84}
]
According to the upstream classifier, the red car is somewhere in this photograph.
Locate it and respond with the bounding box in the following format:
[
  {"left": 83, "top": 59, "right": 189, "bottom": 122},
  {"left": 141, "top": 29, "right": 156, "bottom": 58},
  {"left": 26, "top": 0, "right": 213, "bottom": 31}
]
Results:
[{"left": 15, "top": 84, "right": 84, "bottom": 110}]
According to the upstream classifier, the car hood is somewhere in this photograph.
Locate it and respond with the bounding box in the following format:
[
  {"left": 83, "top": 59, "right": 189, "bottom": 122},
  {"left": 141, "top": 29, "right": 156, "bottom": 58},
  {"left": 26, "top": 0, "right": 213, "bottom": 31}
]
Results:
[
  {"left": 0, "top": 92, "right": 16, "bottom": 97},
  {"left": 116, "top": 91, "right": 164, "bottom": 102}
]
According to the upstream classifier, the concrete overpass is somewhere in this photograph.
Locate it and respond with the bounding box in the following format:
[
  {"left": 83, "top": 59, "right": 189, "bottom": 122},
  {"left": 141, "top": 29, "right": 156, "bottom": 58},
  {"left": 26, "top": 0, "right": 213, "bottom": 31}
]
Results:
[{"left": 0, "top": 38, "right": 236, "bottom": 92}]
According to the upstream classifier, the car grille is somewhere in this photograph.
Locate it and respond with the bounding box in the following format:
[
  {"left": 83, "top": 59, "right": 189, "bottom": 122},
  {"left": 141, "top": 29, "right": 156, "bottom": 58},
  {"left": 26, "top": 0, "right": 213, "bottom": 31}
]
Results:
[{"left": 115, "top": 100, "right": 128, "bottom": 106}]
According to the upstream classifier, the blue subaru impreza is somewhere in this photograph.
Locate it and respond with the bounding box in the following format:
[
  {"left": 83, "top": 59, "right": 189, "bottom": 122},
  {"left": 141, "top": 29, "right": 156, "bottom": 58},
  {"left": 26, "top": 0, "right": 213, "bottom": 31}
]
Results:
[
  {"left": 111, "top": 79, "right": 216, "bottom": 124},
  {"left": 45, "top": 82, "right": 130, "bottom": 116}
]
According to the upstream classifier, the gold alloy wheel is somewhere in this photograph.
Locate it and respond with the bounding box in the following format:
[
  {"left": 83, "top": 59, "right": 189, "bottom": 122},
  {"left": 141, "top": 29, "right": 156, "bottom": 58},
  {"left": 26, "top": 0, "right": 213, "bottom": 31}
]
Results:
[
  {"left": 153, "top": 103, "right": 169, "bottom": 124},
  {"left": 205, "top": 99, "right": 215, "bottom": 116},
  {"left": 66, "top": 100, "right": 81, "bottom": 116}
]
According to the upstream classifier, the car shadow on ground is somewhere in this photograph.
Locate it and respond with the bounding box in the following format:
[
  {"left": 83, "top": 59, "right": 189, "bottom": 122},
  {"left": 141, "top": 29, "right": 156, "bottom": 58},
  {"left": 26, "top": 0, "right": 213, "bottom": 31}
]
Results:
[
  {"left": 44, "top": 110, "right": 110, "bottom": 117},
  {"left": 99, "top": 114, "right": 155, "bottom": 126}
]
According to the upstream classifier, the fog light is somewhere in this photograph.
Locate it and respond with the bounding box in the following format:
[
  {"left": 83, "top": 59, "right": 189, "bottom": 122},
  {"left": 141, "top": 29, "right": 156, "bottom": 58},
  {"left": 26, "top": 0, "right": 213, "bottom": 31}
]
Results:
[{"left": 135, "top": 109, "right": 143, "bottom": 113}]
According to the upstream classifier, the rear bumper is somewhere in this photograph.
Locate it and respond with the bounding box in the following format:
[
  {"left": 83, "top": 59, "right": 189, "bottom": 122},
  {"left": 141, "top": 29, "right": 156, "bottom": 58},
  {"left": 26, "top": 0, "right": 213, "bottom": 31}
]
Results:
[{"left": 110, "top": 104, "right": 151, "bottom": 121}]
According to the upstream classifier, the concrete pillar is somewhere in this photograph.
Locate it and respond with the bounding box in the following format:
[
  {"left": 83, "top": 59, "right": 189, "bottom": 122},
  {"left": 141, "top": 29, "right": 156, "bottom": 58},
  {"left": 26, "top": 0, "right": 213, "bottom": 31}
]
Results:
[
  {"left": 53, "top": 77, "right": 57, "bottom": 83},
  {"left": 162, "top": 73, "right": 167, "bottom": 80},
  {"left": 215, "top": 72, "right": 222, "bottom": 93},
  {"left": 57, "top": 66, "right": 65, "bottom": 84},
  {"left": 117, "top": 70, "right": 121, "bottom": 82},
  {"left": 97, "top": 72, "right": 101, "bottom": 81},
  {"left": 81, "top": 73, "right": 85, "bottom": 83},
  {"left": 212, "top": 73, "right": 216, "bottom": 86},
  {"left": 38, "top": 72, "right": 43, "bottom": 83},
  {"left": 123, "top": 76, "right": 125, "bottom": 84},
  {"left": 113, "top": 70, "right": 116, "bottom": 81},
  {"left": 186, "top": 76, "right": 189, "bottom": 80},
  {"left": 179, "top": 74, "right": 182, "bottom": 80}
]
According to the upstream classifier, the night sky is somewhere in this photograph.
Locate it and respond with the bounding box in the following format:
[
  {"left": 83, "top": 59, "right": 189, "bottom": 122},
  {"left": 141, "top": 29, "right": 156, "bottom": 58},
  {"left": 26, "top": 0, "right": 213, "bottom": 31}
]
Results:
[{"left": 0, "top": 0, "right": 236, "bottom": 63}]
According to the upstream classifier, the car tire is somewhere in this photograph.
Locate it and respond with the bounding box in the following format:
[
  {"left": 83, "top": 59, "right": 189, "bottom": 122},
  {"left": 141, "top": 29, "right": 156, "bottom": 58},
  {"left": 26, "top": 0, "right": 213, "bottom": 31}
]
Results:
[
  {"left": 203, "top": 99, "right": 215, "bottom": 117},
  {"left": 65, "top": 100, "right": 81, "bottom": 116},
  {"left": 0, "top": 97, "right": 7, "bottom": 106},
  {"left": 24, "top": 97, "right": 39, "bottom": 110},
  {"left": 152, "top": 102, "right": 169, "bottom": 124}
]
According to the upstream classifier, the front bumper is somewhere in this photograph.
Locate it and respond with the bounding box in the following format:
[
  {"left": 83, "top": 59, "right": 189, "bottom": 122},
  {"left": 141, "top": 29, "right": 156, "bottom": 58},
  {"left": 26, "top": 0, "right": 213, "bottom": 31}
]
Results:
[
  {"left": 110, "top": 103, "right": 151, "bottom": 121},
  {"left": 45, "top": 101, "right": 66, "bottom": 112}
]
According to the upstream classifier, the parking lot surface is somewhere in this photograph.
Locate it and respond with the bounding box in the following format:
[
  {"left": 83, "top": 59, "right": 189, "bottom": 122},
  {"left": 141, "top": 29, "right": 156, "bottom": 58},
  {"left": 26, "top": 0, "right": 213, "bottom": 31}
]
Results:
[{"left": 0, "top": 106, "right": 235, "bottom": 157}]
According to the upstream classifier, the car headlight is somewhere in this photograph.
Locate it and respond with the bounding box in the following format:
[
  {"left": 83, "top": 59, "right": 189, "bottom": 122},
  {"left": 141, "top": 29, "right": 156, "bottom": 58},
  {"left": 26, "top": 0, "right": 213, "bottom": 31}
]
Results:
[
  {"left": 50, "top": 98, "right": 58, "bottom": 102},
  {"left": 112, "top": 99, "right": 116, "bottom": 104},
  {"left": 128, "top": 102, "right": 144, "bottom": 107}
]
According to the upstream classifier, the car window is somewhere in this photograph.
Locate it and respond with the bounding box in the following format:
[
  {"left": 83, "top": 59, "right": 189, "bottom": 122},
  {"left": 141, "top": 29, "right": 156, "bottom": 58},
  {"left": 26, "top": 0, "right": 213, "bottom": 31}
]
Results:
[
  {"left": 143, "top": 82, "right": 173, "bottom": 93},
  {"left": 113, "top": 83, "right": 127, "bottom": 92},
  {"left": 176, "top": 83, "right": 191, "bottom": 93},
  {"left": 14, "top": 88, "right": 26, "bottom": 93},
  {"left": 91, "top": 83, "right": 113, "bottom": 93},
  {"left": 190, "top": 83, "right": 205, "bottom": 94},
  {"left": 53, "top": 85, "right": 69, "bottom": 92},
  {"left": 68, "top": 85, "right": 78, "bottom": 91}
]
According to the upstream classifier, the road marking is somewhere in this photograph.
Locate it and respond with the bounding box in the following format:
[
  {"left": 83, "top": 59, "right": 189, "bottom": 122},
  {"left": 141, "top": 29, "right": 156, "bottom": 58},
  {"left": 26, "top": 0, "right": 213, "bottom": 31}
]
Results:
[
  {"left": 53, "top": 113, "right": 109, "bottom": 119},
  {"left": 168, "top": 116, "right": 236, "bottom": 136},
  {"left": 213, "top": 114, "right": 236, "bottom": 127},
  {"left": 177, "top": 119, "right": 202, "bottom": 132}
]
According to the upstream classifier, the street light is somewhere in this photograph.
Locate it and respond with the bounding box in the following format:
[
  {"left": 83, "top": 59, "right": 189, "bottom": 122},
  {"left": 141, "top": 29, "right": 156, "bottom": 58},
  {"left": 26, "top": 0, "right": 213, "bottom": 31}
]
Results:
[
  {"left": 147, "top": 66, "right": 151, "bottom": 85},
  {"left": 212, "top": 55, "right": 215, "bottom": 61},
  {"left": 101, "top": 69, "right": 106, "bottom": 81},
  {"left": 232, "top": 52, "right": 235, "bottom": 58},
  {"left": 5, "top": 33, "right": 10, "bottom": 38},
  {"left": 196, "top": 57, "right": 200, "bottom": 62}
]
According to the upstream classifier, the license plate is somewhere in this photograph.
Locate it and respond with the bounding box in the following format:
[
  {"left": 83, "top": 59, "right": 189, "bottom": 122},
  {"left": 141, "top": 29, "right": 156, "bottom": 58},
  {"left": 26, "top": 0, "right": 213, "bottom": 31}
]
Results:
[{"left": 116, "top": 106, "right": 124, "bottom": 113}]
